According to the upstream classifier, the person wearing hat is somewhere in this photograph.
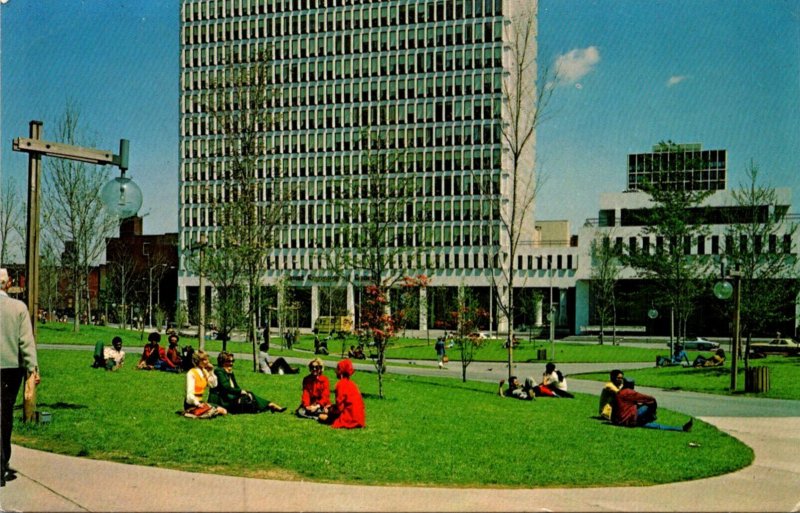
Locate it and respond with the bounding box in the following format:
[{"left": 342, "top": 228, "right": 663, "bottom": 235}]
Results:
[
  {"left": 296, "top": 358, "right": 331, "bottom": 419},
  {"left": 613, "top": 377, "right": 692, "bottom": 432},
  {"left": 0, "top": 268, "right": 40, "bottom": 486},
  {"left": 318, "top": 359, "right": 365, "bottom": 429}
]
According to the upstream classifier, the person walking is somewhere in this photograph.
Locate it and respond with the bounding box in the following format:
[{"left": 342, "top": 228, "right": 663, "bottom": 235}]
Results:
[
  {"left": 0, "top": 269, "right": 40, "bottom": 486},
  {"left": 435, "top": 336, "right": 447, "bottom": 369}
]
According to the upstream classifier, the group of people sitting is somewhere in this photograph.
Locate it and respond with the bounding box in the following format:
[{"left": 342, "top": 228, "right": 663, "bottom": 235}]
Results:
[
  {"left": 656, "top": 345, "right": 726, "bottom": 368},
  {"left": 182, "top": 351, "right": 365, "bottom": 429},
  {"left": 498, "top": 362, "right": 574, "bottom": 399},
  {"left": 599, "top": 369, "right": 693, "bottom": 432},
  {"left": 136, "top": 332, "right": 189, "bottom": 372}
]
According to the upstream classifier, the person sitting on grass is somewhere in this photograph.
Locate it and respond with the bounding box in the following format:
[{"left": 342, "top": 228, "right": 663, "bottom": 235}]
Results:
[
  {"left": 598, "top": 369, "right": 624, "bottom": 421},
  {"left": 498, "top": 376, "right": 536, "bottom": 400},
  {"left": 296, "top": 358, "right": 331, "bottom": 419},
  {"left": 258, "top": 341, "right": 299, "bottom": 375},
  {"left": 208, "top": 351, "right": 286, "bottom": 414},
  {"left": 164, "top": 334, "right": 183, "bottom": 370},
  {"left": 318, "top": 359, "right": 365, "bottom": 429},
  {"left": 693, "top": 348, "right": 726, "bottom": 368},
  {"left": 137, "top": 332, "right": 163, "bottom": 370},
  {"left": 612, "top": 378, "right": 693, "bottom": 432},
  {"left": 183, "top": 350, "right": 226, "bottom": 419},
  {"left": 657, "top": 344, "right": 690, "bottom": 367},
  {"left": 538, "top": 362, "right": 574, "bottom": 398},
  {"left": 92, "top": 337, "right": 125, "bottom": 371}
]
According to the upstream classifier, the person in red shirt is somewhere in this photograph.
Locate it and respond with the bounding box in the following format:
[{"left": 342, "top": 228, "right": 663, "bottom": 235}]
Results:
[
  {"left": 319, "top": 359, "right": 365, "bottom": 429},
  {"left": 613, "top": 378, "right": 692, "bottom": 432},
  {"left": 295, "top": 358, "right": 331, "bottom": 419},
  {"left": 164, "top": 334, "right": 183, "bottom": 370}
]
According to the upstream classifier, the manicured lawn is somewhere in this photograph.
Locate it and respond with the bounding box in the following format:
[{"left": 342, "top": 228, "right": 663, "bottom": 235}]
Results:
[
  {"left": 576, "top": 356, "right": 800, "bottom": 400},
  {"left": 36, "top": 322, "right": 666, "bottom": 364},
  {"left": 15, "top": 349, "right": 753, "bottom": 488}
]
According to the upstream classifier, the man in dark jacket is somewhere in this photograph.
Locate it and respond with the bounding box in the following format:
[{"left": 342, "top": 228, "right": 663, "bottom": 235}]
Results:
[{"left": 613, "top": 378, "right": 693, "bottom": 432}]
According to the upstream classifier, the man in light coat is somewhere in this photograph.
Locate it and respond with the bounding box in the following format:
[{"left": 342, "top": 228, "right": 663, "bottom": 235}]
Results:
[{"left": 0, "top": 269, "right": 39, "bottom": 486}]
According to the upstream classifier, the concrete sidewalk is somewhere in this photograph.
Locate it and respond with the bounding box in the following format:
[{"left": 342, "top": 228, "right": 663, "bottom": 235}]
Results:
[{"left": 1, "top": 417, "right": 799, "bottom": 512}]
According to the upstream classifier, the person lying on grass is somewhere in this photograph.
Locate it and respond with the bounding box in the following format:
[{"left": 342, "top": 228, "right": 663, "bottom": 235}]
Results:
[
  {"left": 612, "top": 377, "right": 693, "bottom": 432},
  {"left": 498, "top": 376, "right": 535, "bottom": 400},
  {"left": 208, "top": 351, "right": 286, "bottom": 414},
  {"left": 183, "top": 350, "right": 227, "bottom": 419},
  {"left": 692, "top": 348, "right": 726, "bottom": 368},
  {"left": 318, "top": 359, "right": 365, "bottom": 429},
  {"left": 296, "top": 358, "right": 331, "bottom": 419}
]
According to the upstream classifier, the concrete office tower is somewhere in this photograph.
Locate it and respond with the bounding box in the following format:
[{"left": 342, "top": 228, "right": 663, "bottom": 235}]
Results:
[{"left": 178, "top": 0, "right": 543, "bottom": 331}]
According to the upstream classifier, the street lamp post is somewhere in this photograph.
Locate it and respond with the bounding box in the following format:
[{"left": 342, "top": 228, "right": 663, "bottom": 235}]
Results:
[
  {"left": 13, "top": 121, "right": 141, "bottom": 337},
  {"left": 148, "top": 263, "right": 167, "bottom": 329},
  {"left": 713, "top": 266, "right": 742, "bottom": 391},
  {"left": 189, "top": 236, "right": 208, "bottom": 351},
  {"left": 12, "top": 121, "right": 140, "bottom": 424}
]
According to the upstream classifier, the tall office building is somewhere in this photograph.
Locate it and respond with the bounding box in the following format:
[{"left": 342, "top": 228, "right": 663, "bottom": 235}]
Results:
[
  {"left": 178, "top": 0, "right": 539, "bottom": 328},
  {"left": 627, "top": 143, "right": 727, "bottom": 192}
]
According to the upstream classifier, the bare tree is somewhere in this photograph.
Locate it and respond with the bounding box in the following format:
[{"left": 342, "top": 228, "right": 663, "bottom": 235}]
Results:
[
  {"left": 590, "top": 234, "right": 622, "bottom": 345},
  {"left": 195, "top": 47, "right": 287, "bottom": 368},
  {"left": 326, "top": 130, "right": 412, "bottom": 398},
  {"left": 105, "top": 242, "right": 143, "bottom": 330},
  {"left": 42, "top": 104, "right": 118, "bottom": 332},
  {"left": 0, "top": 176, "right": 25, "bottom": 265},
  {"left": 726, "top": 161, "right": 799, "bottom": 368},
  {"left": 490, "top": 2, "right": 555, "bottom": 380},
  {"left": 451, "top": 282, "right": 489, "bottom": 382}
]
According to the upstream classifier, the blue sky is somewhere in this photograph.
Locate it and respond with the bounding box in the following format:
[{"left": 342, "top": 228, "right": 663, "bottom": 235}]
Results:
[{"left": 2, "top": 0, "right": 799, "bottom": 238}]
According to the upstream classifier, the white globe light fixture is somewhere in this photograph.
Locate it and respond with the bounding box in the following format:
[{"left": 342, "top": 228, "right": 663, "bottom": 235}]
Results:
[
  {"left": 647, "top": 308, "right": 659, "bottom": 320},
  {"left": 101, "top": 172, "right": 143, "bottom": 219},
  {"left": 713, "top": 279, "right": 734, "bottom": 301}
]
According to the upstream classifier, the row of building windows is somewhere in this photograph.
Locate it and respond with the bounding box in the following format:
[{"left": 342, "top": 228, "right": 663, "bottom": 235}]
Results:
[
  {"left": 606, "top": 233, "right": 794, "bottom": 256},
  {"left": 182, "top": 0, "right": 504, "bottom": 27},
  {"left": 200, "top": 248, "right": 575, "bottom": 273},
  {"left": 182, "top": 17, "right": 503, "bottom": 54},
  {"left": 184, "top": 100, "right": 501, "bottom": 140},
  {"left": 184, "top": 69, "right": 502, "bottom": 112},
  {"left": 183, "top": 121, "right": 501, "bottom": 157},
  {"left": 185, "top": 196, "right": 501, "bottom": 226},
  {"left": 184, "top": 169, "right": 501, "bottom": 203},
  {"left": 182, "top": 212, "right": 502, "bottom": 248},
  {"left": 182, "top": 46, "right": 503, "bottom": 91},
  {"left": 181, "top": 148, "right": 503, "bottom": 182}
]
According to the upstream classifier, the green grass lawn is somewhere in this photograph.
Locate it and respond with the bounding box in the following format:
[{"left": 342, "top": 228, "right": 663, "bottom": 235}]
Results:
[
  {"left": 37, "top": 322, "right": 667, "bottom": 365},
  {"left": 576, "top": 356, "right": 800, "bottom": 400},
  {"left": 15, "top": 349, "right": 753, "bottom": 488}
]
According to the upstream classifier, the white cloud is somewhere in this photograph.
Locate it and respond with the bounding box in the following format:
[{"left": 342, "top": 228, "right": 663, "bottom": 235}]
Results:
[
  {"left": 667, "top": 75, "right": 689, "bottom": 87},
  {"left": 554, "top": 46, "right": 600, "bottom": 84}
]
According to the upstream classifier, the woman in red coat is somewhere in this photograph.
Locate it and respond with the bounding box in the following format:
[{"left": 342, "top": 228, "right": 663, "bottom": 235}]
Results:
[
  {"left": 295, "top": 358, "right": 331, "bottom": 419},
  {"left": 319, "top": 359, "right": 365, "bottom": 429}
]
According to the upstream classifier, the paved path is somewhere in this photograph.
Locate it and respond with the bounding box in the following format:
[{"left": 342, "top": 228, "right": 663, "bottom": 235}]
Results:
[{"left": 2, "top": 346, "right": 799, "bottom": 512}]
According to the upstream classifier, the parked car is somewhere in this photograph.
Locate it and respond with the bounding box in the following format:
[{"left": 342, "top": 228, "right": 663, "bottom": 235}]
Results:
[
  {"left": 668, "top": 337, "right": 720, "bottom": 351},
  {"left": 750, "top": 338, "right": 800, "bottom": 356}
]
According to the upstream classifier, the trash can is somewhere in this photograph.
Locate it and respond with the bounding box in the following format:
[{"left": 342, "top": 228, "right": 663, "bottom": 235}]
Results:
[
  {"left": 536, "top": 348, "right": 547, "bottom": 360},
  {"left": 745, "top": 366, "right": 770, "bottom": 393}
]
